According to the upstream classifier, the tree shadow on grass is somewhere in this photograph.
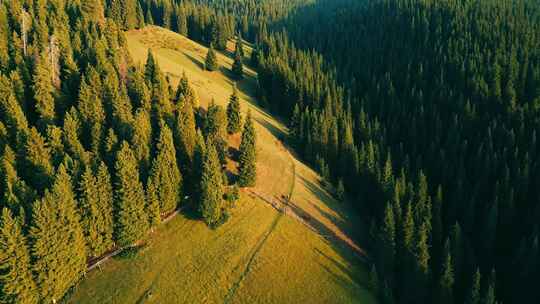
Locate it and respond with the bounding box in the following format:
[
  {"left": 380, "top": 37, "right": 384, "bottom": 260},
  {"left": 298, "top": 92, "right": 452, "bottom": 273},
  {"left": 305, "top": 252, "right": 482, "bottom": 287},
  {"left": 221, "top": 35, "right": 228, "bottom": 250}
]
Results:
[
  {"left": 315, "top": 248, "right": 373, "bottom": 299},
  {"left": 254, "top": 116, "right": 287, "bottom": 140},
  {"left": 296, "top": 172, "right": 370, "bottom": 245},
  {"left": 183, "top": 52, "right": 205, "bottom": 71}
]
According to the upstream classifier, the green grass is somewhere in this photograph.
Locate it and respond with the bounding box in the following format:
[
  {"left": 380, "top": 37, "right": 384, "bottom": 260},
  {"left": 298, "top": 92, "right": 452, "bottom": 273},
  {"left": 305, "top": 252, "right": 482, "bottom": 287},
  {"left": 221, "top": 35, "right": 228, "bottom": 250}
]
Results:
[{"left": 66, "top": 26, "right": 376, "bottom": 304}]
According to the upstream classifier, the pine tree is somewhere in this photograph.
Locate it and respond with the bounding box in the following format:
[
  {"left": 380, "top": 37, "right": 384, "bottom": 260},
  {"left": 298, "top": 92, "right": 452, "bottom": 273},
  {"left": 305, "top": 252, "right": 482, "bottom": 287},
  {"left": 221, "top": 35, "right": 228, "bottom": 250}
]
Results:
[
  {"left": 145, "top": 9, "right": 154, "bottom": 25},
  {"left": 238, "top": 111, "right": 257, "bottom": 187},
  {"left": 232, "top": 47, "right": 244, "bottom": 79},
  {"left": 235, "top": 35, "right": 245, "bottom": 58},
  {"left": 483, "top": 270, "right": 497, "bottom": 304},
  {"left": 0, "top": 208, "right": 38, "bottom": 304},
  {"left": 135, "top": 2, "right": 145, "bottom": 28},
  {"left": 175, "top": 71, "right": 197, "bottom": 107},
  {"left": 175, "top": 96, "right": 197, "bottom": 174},
  {"left": 466, "top": 268, "right": 481, "bottom": 304},
  {"left": 368, "top": 264, "right": 379, "bottom": 294},
  {"left": 81, "top": 0, "right": 105, "bottom": 23},
  {"left": 147, "top": 123, "right": 182, "bottom": 215},
  {"left": 77, "top": 75, "right": 105, "bottom": 154},
  {"left": 414, "top": 221, "right": 430, "bottom": 302},
  {"left": 30, "top": 165, "right": 87, "bottom": 303},
  {"left": 205, "top": 101, "right": 228, "bottom": 164},
  {"left": 200, "top": 141, "right": 224, "bottom": 226},
  {"left": 226, "top": 86, "right": 242, "bottom": 134},
  {"left": 377, "top": 202, "right": 395, "bottom": 285},
  {"left": 78, "top": 163, "right": 114, "bottom": 257},
  {"left": 114, "top": 141, "right": 148, "bottom": 247},
  {"left": 336, "top": 179, "right": 345, "bottom": 201},
  {"left": 1, "top": 146, "right": 36, "bottom": 221},
  {"left": 205, "top": 44, "right": 218, "bottom": 71},
  {"left": 131, "top": 108, "right": 152, "bottom": 176},
  {"left": 438, "top": 240, "right": 455, "bottom": 304},
  {"left": 21, "top": 128, "right": 54, "bottom": 192},
  {"left": 176, "top": 8, "right": 188, "bottom": 36},
  {"left": 145, "top": 177, "right": 161, "bottom": 229},
  {"left": 32, "top": 53, "right": 55, "bottom": 130}
]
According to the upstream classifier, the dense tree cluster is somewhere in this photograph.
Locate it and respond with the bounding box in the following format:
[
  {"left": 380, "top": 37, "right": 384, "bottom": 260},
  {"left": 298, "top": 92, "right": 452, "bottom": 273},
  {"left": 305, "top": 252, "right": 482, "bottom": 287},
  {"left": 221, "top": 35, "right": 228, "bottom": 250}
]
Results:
[
  {"left": 249, "top": 0, "right": 540, "bottom": 303},
  {"left": 0, "top": 1, "right": 256, "bottom": 302},
  {"left": 137, "top": 0, "right": 311, "bottom": 47}
]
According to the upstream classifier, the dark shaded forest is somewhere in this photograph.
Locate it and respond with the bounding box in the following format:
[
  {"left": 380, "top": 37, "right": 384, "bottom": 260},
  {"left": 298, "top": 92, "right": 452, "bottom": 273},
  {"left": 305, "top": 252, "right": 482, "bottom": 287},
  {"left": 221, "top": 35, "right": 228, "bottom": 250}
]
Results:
[{"left": 258, "top": 1, "right": 540, "bottom": 303}]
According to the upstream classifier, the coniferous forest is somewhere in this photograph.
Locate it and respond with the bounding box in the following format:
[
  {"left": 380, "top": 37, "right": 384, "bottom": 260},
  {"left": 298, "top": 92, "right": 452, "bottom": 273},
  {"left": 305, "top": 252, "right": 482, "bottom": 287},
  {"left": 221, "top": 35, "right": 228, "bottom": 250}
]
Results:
[{"left": 1, "top": 0, "right": 540, "bottom": 303}]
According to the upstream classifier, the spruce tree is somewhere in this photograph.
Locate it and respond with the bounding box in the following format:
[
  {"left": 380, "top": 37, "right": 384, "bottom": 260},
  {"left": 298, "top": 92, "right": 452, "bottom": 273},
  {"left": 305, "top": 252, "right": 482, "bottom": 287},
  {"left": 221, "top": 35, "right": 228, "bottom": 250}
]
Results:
[
  {"left": 1, "top": 146, "right": 36, "bottom": 221},
  {"left": 377, "top": 202, "right": 395, "bottom": 285},
  {"left": 147, "top": 123, "right": 182, "bottom": 215},
  {"left": 200, "top": 141, "right": 223, "bottom": 226},
  {"left": 336, "top": 179, "right": 345, "bottom": 201},
  {"left": 466, "top": 268, "right": 481, "bottom": 304},
  {"left": 131, "top": 108, "right": 152, "bottom": 176},
  {"left": 438, "top": 240, "right": 455, "bottom": 304},
  {"left": 205, "top": 44, "right": 218, "bottom": 71},
  {"left": 176, "top": 8, "right": 188, "bottom": 36},
  {"left": 21, "top": 128, "right": 54, "bottom": 192},
  {"left": 191, "top": 131, "right": 206, "bottom": 205},
  {"left": 238, "top": 111, "right": 257, "bottom": 187},
  {"left": 32, "top": 53, "right": 55, "bottom": 130},
  {"left": 175, "top": 96, "right": 197, "bottom": 174},
  {"left": 226, "top": 86, "right": 242, "bottom": 134},
  {"left": 205, "top": 101, "right": 228, "bottom": 164},
  {"left": 175, "top": 71, "right": 197, "bottom": 107},
  {"left": 145, "top": 178, "right": 161, "bottom": 229},
  {"left": 232, "top": 47, "right": 244, "bottom": 79},
  {"left": 0, "top": 208, "right": 38, "bottom": 304},
  {"left": 77, "top": 76, "right": 105, "bottom": 154},
  {"left": 414, "top": 221, "right": 430, "bottom": 302},
  {"left": 483, "top": 270, "right": 497, "bottom": 304},
  {"left": 135, "top": 2, "right": 145, "bottom": 28},
  {"left": 78, "top": 163, "right": 114, "bottom": 257},
  {"left": 235, "top": 35, "right": 245, "bottom": 58},
  {"left": 81, "top": 0, "right": 105, "bottom": 23},
  {"left": 30, "top": 165, "right": 87, "bottom": 303},
  {"left": 114, "top": 141, "right": 148, "bottom": 247}
]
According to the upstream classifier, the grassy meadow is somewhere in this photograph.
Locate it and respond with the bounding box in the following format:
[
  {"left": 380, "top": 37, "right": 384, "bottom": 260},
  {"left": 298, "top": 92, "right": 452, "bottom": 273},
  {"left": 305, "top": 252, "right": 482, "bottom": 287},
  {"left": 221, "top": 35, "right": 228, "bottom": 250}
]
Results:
[{"left": 66, "top": 26, "right": 375, "bottom": 304}]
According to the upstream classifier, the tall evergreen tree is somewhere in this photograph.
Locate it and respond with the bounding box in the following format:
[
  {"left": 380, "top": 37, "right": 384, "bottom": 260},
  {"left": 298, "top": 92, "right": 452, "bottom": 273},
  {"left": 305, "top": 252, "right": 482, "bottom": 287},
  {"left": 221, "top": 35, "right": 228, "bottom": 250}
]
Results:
[
  {"left": 377, "top": 202, "right": 396, "bottom": 286},
  {"left": 0, "top": 208, "right": 38, "bottom": 304},
  {"left": 176, "top": 8, "right": 188, "bottom": 36},
  {"left": 205, "top": 44, "right": 218, "bottom": 71},
  {"left": 81, "top": 0, "right": 105, "bottom": 23},
  {"left": 147, "top": 123, "right": 182, "bottom": 215},
  {"left": 438, "top": 240, "right": 455, "bottom": 304},
  {"left": 226, "top": 86, "right": 241, "bottom": 134},
  {"left": 78, "top": 163, "right": 114, "bottom": 257},
  {"left": 466, "top": 268, "right": 482, "bottom": 304},
  {"left": 30, "top": 165, "right": 86, "bottom": 303},
  {"left": 199, "top": 141, "right": 223, "bottom": 226},
  {"left": 235, "top": 35, "right": 245, "bottom": 58},
  {"left": 21, "top": 128, "right": 54, "bottom": 192},
  {"left": 114, "top": 141, "right": 148, "bottom": 247},
  {"left": 175, "top": 95, "right": 197, "bottom": 174},
  {"left": 175, "top": 71, "right": 197, "bottom": 107},
  {"left": 32, "top": 53, "right": 55, "bottom": 131},
  {"left": 238, "top": 111, "right": 256, "bottom": 187},
  {"left": 232, "top": 46, "right": 244, "bottom": 79}
]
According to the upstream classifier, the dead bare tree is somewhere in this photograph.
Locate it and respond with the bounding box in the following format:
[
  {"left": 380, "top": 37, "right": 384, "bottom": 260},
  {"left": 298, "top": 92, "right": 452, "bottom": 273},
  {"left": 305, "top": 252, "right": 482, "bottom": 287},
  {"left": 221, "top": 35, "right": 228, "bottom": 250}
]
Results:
[
  {"left": 21, "top": 8, "right": 29, "bottom": 56},
  {"left": 48, "top": 34, "right": 61, "bottom": 88}
]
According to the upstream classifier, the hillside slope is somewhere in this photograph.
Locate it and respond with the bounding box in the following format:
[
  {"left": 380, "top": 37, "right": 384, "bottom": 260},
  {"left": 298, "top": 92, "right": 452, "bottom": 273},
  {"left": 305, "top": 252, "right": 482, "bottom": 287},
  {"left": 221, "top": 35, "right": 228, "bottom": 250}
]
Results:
[{"left": 67, "top": 26, "right": 374, "bottom": 304}]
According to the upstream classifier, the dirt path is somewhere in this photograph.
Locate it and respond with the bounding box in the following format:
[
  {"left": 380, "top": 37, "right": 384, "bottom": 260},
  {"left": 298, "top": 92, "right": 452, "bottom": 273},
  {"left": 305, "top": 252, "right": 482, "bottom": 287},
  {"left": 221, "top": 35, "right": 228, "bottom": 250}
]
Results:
[{"left": 249, "top": 147, "right": 368, "bottom": 261}]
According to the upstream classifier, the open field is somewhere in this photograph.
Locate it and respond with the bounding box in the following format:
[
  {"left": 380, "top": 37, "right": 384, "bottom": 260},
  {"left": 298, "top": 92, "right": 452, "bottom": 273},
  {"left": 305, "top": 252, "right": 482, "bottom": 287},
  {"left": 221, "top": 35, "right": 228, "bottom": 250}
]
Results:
[{"left": 66, "top": 26, "right": 375, "bottom": 304}]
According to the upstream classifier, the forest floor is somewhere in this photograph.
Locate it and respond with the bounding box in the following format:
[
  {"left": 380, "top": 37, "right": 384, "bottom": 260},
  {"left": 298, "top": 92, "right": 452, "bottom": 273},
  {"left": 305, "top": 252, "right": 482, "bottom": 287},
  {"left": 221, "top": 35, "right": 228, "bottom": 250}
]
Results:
[{"left": 65, "top": 26, "right": 375, "bottom": 304}]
